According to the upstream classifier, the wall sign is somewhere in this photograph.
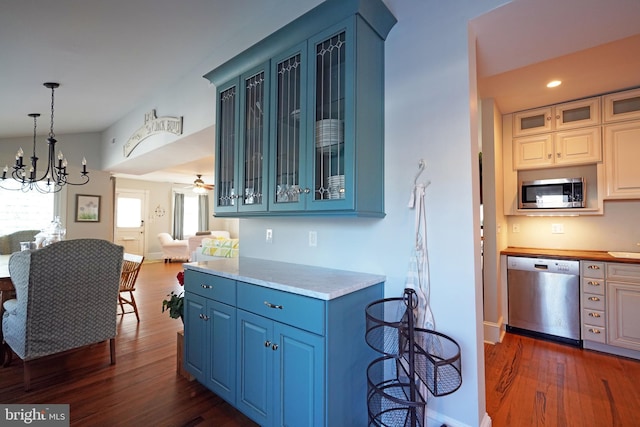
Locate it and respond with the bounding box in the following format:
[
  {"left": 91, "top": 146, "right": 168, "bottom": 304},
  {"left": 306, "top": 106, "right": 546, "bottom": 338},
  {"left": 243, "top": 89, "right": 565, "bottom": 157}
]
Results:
[{"left": 123, "top": 109, "right": 183, "bottom": 157}]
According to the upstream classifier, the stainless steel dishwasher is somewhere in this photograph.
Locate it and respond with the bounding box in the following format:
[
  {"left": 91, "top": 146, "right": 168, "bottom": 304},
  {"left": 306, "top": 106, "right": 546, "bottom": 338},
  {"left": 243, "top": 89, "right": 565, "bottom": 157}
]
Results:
[{"left": 507, "top": 256, "right": 581, "bottom": 346}]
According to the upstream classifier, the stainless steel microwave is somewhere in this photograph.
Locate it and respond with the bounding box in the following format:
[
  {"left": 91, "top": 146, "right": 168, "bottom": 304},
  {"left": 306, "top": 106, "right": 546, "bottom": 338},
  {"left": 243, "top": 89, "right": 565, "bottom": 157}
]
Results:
[{"left": 519, "top": 177, "right": 585, "bottom": 209}]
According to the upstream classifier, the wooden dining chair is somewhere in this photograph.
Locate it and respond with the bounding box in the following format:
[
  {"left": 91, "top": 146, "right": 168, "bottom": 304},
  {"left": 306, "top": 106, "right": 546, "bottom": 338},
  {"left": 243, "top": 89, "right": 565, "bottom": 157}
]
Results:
[{"left": 118, "top": 253, "right": 144, "bottom": 321}]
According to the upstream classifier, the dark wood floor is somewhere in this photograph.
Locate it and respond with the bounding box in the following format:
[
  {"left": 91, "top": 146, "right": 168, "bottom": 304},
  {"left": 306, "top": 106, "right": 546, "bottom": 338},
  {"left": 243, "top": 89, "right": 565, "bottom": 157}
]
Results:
[{"left": 2, "top": 261, "right": 639, "bottom": 426}]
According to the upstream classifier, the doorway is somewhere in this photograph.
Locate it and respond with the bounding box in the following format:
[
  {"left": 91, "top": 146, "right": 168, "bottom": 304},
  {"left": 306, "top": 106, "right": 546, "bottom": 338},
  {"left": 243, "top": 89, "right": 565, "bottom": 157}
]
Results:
[{"left": 114, "top": 189, "right": 148, "bottom": 255}]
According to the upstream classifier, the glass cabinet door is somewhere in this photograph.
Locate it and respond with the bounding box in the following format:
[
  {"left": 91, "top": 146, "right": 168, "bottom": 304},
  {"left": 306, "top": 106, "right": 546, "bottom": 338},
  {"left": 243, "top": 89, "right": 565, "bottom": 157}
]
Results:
[
  {"left": 215, "top": 79, "right": 239, "bottom": 212},
  {"left": 312, "top": 29, "right": 347, "bottom": 206},
  {"left": 270, "top": 44, "right": 308, "bottom": 212},
  {"left": 239, "top": 66, "right": 269, "bottom": 212}
]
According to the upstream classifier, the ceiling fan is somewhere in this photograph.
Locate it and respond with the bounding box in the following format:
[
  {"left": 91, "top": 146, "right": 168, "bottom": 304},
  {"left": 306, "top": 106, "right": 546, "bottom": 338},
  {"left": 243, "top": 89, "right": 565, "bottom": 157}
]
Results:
[{"left": 187, "top": 174, "right": 214, "bottom": 193}]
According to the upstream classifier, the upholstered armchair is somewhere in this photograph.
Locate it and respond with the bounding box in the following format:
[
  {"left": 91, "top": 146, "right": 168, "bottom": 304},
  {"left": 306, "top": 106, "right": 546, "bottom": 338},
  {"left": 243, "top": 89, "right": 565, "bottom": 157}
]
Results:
[
  {"left": 157, "top": 232, "right": 190, "bottom": 263},
  {"left": 2, "top": 238, "right": 124, "bottom": 390}
]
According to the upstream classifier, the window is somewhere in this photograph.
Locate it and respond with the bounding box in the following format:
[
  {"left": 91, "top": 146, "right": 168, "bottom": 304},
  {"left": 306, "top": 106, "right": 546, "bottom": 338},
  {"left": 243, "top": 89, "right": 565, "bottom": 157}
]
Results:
[
  {"left": 0, "top": 186, "right": 55, "bottom": 235},
  {"left": 182, "top": 194, "right": 199, "bottom": 237}
]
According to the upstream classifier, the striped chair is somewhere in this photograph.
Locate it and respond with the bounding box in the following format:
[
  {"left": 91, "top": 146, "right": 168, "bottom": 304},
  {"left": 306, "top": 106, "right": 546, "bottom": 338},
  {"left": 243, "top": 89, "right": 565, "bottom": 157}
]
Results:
[{"left": 2, "top": 239, "right": 124, "bottom": 390}]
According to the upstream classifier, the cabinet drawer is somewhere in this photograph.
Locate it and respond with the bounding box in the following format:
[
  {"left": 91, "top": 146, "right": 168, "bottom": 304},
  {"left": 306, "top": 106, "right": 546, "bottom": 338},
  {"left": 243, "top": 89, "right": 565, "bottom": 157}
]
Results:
[
  {"left": 582, "top": 324, "right": 606, "bottom": 343},
  {"left": 184, "top": 270, "right": 236, "bottom": 305},
  {"left": 582, "top": 277, "right": 605, "bottom": 295},
  {"left": 582, "top": 292, "right": 605, "bottom": 310},
  {"left": 581, "top": 261, "right": 605, "bottom": 279},
  {"left": 606, "top": 263, "right": 640, "bottom": 284},
  {"left": 582, "top": 308, "right": 605, "bottom": 327},
  {"left": 237, "top": 282, "right": 325, "bottom": 335}
]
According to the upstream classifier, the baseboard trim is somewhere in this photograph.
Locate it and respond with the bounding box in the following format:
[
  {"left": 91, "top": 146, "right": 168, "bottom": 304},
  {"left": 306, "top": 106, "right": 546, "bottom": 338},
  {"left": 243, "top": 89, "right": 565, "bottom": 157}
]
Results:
[
  {"left": 426, "top": 409, "right": 492, "bottom": 427},
  {"left": 483, "top": 316, "right": 504, "bottom": 344}
]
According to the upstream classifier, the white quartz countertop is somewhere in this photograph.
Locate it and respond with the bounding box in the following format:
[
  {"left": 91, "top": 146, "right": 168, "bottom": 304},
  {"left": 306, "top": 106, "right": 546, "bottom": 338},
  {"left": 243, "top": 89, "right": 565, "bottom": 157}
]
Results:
[{"left": 183, "top": 257, "right": 386, "bottom": 300}]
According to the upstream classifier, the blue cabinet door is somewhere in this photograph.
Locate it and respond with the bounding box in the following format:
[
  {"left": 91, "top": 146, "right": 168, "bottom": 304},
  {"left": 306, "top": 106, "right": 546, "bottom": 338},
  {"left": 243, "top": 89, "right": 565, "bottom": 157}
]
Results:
[
  {"left": 274, "top": 322, "right": 325, "bottom": 427},
  {"left": 214, "top": 78, "right": 241, "bottom": 214},
  {"left": 184, "top": 293, "right": 207, "bottom": 382},
  {"left": 238, "top": 63, "right": 270, "bottom": 213},
  {"left": 237, "top": 310, "right": 273, "bottom": 426},
  {"left": 207, "top": 300, "right": 236, "bottom": 405},
  {"left": 268, "top": 42, "right": 310, "bottom": 213}
]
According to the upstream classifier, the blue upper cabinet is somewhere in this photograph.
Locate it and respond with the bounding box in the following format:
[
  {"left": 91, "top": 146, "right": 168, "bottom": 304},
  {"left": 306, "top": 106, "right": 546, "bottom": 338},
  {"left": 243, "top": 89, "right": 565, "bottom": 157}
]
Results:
[{"left": 205, "top": 0, "right": 396, "bottom": 217}]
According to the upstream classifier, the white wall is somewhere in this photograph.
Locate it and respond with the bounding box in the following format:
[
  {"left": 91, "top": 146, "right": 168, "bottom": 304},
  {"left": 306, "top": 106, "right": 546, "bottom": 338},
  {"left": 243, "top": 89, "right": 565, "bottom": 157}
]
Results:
[
  {"left": 98, "top": 1, "right": 509, "bottom": 425},
  {"left": 240, "top": 1, "right": 503, "bottom": 425},
  {"left": 0, "top": 132, "right": 114, "bottom": 241}
]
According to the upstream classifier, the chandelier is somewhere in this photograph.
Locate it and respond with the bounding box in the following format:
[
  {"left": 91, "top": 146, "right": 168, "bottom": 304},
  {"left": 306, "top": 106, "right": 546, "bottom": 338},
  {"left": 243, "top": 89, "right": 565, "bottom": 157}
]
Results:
[{"left": 0, "top": 82, "right": 89, "bottom": 193}]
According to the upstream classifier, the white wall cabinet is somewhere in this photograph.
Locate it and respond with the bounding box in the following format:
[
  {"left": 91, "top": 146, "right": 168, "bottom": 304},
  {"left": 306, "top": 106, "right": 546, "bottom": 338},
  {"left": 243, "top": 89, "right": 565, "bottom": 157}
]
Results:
[
  {"left": 603, "top": 87, "right": 640, "bottom": 123},
  {"left": 513, "top": 126, "right": 601, "bottom": 170},
  {"left": 603, "top": 121, "right": 640, "bottom": 199},
  {"left": 513, "top": 97, "right": 600, "bottom": 137}
]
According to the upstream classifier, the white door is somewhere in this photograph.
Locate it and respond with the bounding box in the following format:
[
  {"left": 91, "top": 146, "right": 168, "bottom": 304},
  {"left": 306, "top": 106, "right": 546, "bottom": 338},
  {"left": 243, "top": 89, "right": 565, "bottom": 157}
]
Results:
[{"left": 115, "top": 189, "right": 147, "bottom": 255}]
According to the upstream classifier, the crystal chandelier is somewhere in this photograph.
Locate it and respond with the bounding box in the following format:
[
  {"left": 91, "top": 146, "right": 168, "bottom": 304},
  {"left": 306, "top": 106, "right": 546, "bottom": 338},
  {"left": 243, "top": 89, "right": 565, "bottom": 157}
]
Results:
[{"left": 0, "top": 82, "right": 89, "bottom": 193}]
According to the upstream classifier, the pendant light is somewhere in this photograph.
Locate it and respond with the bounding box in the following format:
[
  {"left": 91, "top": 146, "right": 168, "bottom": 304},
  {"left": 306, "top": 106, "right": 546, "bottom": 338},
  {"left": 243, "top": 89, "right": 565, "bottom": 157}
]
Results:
[{"left": 1, "top": 82, "right": 89, "bottom": 193}]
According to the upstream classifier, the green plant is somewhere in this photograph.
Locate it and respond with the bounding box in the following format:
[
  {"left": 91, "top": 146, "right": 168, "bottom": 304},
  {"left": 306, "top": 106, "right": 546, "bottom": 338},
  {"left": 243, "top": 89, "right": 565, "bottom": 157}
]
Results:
[{"left": 162, "top": 271, "right": 184, "bottom": 322}]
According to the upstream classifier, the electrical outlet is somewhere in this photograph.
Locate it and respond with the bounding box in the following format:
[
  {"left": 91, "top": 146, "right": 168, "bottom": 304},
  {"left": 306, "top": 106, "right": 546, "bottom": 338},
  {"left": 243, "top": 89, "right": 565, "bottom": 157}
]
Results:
[
  {"left": 266, "top": 229, "right": 273, "bottom": 244},
  {"left": 512, "top": 224, "right": 520, "bottom": 233},
  {"left": 309, "top": 231, "right": 317, "bottom": 247},
  {"left": 551, "top": 223, "right": 564, "bottom": 234}
]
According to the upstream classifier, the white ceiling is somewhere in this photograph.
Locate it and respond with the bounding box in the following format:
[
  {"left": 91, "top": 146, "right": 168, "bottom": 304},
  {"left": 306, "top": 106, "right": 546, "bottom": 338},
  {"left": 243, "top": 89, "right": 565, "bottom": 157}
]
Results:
[{"left": 1, "top": 0, "right": 639, "bottom": 184}]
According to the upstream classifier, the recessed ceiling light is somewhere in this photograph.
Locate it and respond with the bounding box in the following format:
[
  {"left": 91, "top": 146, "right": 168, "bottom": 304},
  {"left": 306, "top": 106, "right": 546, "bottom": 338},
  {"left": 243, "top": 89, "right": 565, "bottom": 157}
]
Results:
[{"left": 547, "top": 80, "right": 562, "bottom": 88}]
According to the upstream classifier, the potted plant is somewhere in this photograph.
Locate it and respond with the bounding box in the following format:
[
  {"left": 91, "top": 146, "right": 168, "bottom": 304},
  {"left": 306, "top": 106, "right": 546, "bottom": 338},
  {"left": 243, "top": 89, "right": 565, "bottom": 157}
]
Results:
[{"left": 162, "top": 271, "right": 184, "bottom": 323}]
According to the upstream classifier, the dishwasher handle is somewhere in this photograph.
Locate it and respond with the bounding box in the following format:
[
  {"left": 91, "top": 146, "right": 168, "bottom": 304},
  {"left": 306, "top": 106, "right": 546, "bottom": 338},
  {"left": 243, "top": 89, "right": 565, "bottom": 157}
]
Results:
[{"left": 534, "top": 263, "right": 549, "bottom": 270}]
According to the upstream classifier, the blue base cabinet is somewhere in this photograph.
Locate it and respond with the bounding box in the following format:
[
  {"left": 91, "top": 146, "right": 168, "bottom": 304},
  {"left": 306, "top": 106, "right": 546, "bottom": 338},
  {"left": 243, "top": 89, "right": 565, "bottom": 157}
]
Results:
[
  {"left": 183, "top": 267, "right": 384, "bottom": 426},
  {"left": 183, "top": 271, "right": 237, "bottom": 404},
  {"left": 206, "top": 0, "right": 396, "bottom": 218},
  {"left": 237, "top": 303, "right": 324, "bottom": 427}
]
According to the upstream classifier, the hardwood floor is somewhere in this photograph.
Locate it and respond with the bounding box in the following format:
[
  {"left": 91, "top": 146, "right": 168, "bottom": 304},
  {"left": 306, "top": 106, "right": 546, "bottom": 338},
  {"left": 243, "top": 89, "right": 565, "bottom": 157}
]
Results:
[
  {"left": 2, "top": 261, "right": 639, "bottom": 426},
  {"left": 0, "top": 261, "right": 257, "bottom": 427},
  {"left": 485, "top": 333, "right": 640, "bottom": 427}
]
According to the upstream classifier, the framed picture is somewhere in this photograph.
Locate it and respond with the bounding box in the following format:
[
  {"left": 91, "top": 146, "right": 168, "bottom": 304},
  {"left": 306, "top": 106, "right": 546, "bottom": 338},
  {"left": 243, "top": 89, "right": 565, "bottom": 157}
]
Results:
[{"left": 75, "top": 194, "right": 101, "bottom": 222}]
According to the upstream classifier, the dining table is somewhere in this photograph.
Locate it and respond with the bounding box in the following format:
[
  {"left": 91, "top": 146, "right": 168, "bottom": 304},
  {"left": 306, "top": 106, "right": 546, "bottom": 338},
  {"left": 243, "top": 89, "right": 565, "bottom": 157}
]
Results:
[{"left": 1, "top": 254, "right": 15, "bottom": 365}]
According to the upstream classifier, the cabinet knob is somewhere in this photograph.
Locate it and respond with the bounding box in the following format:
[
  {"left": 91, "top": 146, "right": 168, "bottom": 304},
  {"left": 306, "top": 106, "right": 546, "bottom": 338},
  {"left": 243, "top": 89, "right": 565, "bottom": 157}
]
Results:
[
  {"left": 201, "top": 284, "right": 213, "bottom": 289},
  {"left": 588, "top": 296, "right": 601, "bottom": 301},
  {"left": 547, "top": 153, "right": 552, "bottom": 159},
  {"left": 264, "top": 301, "right": 283, "bottom": 310},
  {"left": 264, "top": 340, "right": 271, "bottom": 347},
  {"left": 588, "top": 328, "right": 601, "bottom": 334},
  {"left": 199, "top": 313, "right": 210, "bottom": 321},
  {"left": 303, "top": 188, "right": 311, "bottom": 194},
  {"left": 588, "top": 312, "right": 601, "bottom": 318},
  {"left": 588, "top": 281, "right": 600, "bottom": 286},
  {"left": 588, "top": 265, "right": 601, "bottom": 270},
  {"left": 556, "top": 152, "right": 561, "bottom": 158},
  {"left": 271, "top": 344, "right": 279, "bottom": 351}
]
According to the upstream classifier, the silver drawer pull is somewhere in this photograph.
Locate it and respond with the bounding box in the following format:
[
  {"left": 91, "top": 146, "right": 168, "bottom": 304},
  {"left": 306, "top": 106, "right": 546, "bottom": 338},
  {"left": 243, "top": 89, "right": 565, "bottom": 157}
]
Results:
[
  {"left": 588, "top": 296, "right": 600, "bottom": 301},
  {"left": 587, "top": 265, "right": 601, "bottom": 270},
  {"left": 588, "top": 328, "right": 601, "bottom": 334},
  {"left": 199, "top": 313, "right": 210, "bottom": 321},
  {"left": 264, "top": 301, "right": 283, "bottom": 310},
  {"left": 587, "top": 281, "right": 600, "bottom": 286},
  {"left": 588, "top": 312, "right": 601, "bottom": 318},
  {"left": 201, "top": 284, "right": 213, "bottom": 289}
]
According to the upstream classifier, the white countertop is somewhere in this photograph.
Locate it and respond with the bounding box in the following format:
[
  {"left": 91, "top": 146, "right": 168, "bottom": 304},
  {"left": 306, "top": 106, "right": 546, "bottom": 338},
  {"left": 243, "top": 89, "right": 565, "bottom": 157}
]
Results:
[{"left": 183, "top": 257, "right": 386, "bottom": 300}]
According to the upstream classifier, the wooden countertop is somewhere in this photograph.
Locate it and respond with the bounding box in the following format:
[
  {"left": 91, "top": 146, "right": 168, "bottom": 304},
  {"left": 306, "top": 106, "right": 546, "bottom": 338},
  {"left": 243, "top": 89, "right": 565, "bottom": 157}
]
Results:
[{"left": 501, "top": 247, "right": 640, "bottom": 264}]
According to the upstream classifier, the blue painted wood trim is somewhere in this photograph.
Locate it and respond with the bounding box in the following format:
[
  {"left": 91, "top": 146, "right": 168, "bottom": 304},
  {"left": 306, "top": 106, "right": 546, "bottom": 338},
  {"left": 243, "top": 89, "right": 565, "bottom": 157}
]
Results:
[{"left": 204, "top": 0, "right": 396, "bottom": 86}]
